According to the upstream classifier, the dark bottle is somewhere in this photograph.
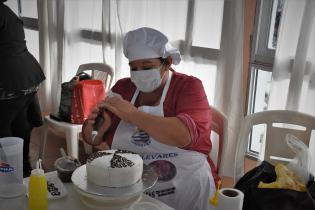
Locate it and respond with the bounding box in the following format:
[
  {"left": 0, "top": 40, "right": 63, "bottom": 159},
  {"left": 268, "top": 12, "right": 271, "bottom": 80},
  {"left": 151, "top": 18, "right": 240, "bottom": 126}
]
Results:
[{"left": 93, "top": 114, "right": 104, "bottom": 131}]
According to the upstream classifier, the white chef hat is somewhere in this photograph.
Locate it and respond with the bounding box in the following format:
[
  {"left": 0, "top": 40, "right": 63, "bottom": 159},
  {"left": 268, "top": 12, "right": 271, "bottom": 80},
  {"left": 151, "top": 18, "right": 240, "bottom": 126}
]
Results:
[{"left": 123, "top": 27, "right": 181, "bottom": 65}]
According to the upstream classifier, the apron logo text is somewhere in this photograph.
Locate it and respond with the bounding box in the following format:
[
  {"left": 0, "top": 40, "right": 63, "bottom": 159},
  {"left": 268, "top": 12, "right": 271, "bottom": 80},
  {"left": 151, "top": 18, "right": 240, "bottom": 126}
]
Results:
[
  {"left": 141, "top": 153, "right": 178, "bottom": 160},
  {"left": 145, "top": 187, "right": 176, "bottom": 198}
]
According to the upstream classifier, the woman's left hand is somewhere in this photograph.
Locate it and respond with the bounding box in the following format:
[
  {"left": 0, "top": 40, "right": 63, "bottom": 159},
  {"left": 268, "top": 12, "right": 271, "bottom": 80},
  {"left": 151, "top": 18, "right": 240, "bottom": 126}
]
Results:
[{"left": 103, "top": 95, "right": 138, "bottom": 122}]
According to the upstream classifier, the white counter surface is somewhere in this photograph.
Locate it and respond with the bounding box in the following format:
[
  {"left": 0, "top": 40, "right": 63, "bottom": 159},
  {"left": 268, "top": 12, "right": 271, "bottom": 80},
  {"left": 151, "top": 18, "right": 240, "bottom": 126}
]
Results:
[{"left": 23, "top": 171, "right": 174, "bottom": 210}]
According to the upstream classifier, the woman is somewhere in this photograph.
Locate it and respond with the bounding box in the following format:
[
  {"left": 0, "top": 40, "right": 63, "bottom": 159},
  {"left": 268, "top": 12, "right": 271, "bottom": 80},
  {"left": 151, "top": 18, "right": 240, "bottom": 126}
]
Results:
[
  {"left": 0, "top": 1, "right": 45, "bottom": 176},
  {"left": 82, "top": 27, "right": 217, "bottom": 210}
]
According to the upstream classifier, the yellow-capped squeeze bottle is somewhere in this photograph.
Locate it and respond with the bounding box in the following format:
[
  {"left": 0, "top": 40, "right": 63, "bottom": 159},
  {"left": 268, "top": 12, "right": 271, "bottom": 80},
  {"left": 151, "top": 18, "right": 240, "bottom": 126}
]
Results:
[{"left": 29, "top": 159, "right": 48, "bottom": 210}]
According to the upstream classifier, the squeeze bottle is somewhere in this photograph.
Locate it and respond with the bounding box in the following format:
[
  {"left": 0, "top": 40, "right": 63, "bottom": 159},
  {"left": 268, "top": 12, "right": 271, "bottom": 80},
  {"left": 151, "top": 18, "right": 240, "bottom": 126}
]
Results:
[{"left": 29, "top": 159, "right": 48, "bottom": 210}]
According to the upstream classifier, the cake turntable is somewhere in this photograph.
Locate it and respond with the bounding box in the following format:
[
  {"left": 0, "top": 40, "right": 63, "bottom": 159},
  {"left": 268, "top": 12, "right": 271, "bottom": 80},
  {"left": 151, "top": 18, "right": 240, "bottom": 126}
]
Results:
[{"left": 71, "top": 164, "right": 158, "bottom": 197}]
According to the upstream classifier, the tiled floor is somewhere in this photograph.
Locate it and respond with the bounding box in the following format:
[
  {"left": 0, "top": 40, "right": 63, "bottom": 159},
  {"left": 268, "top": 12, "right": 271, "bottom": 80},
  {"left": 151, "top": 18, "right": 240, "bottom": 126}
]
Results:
[
  {"left": 221, "top": 158, "right": 257, "bottom": 188},
  {"left": 29, "top": 127, "right": 88, "bottom": 172}
]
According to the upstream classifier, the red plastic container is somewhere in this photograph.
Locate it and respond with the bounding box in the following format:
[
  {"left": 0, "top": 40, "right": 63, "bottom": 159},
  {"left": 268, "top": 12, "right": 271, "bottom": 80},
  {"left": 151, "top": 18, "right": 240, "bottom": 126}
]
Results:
[{"left": 71, "top": 80, "right": 105, "bottom": 124}]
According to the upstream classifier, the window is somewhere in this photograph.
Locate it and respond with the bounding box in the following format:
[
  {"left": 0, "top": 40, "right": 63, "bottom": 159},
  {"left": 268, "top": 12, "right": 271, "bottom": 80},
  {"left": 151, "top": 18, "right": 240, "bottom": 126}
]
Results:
[
  {"left": 247, "top": 0, "right": 283, "bottom": 155},
  {"left": 5, "top": 0, "right": 224, "bottom": 106},
  {"left": 268, "top": 0, "right": 284, "bottom": 50},
  {"left": 247, "top": 67, "right": 272, "bottom": 155},
  {"left": 5, "top": 0, "right": 40, "bottom": 61},
  {"left": 193, "top": 0, "right": 223, "bottom": 49},
  {"left": 187, "top": 0, "right": 223, "bottom": 104},
  {"left": 79, "top": 0, "right": 224, "bottom": 105},
  {"left": 20, "top": 0, "right": 38, "bottom": 18},
  {"left": 3, "top": 0, "right": 18, "bottom": 14},
  {"left": 19, "top": 0, "right": 39, "bottom": 61}
]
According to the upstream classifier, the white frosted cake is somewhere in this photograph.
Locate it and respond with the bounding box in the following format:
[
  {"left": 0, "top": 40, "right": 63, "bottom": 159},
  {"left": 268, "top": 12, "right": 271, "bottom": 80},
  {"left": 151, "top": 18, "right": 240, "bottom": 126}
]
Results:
[{"left": 86, "top": 150, "right": 143, "bottom": 187}]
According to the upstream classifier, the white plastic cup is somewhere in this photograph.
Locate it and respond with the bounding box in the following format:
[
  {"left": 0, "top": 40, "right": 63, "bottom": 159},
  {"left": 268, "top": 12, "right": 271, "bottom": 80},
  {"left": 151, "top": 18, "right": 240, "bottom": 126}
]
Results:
[
  {"left": 0, "top": 137, "right": 24, "bottom": 184},
  {"left": 0, "top": 183, "right": 26, "bottom": 210}
]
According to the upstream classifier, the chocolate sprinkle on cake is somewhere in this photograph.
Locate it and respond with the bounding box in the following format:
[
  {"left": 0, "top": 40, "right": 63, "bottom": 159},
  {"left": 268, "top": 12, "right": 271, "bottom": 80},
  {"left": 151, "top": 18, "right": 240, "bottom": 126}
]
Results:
[
  {"left": 115, "top": 149, "right": 135, "bottom": 154},
  {"left": 87, "top": 152, "right": 111, "bottom": 163},
  {"left": 110, "top": 154, "right": 135, "bottom": 168}
]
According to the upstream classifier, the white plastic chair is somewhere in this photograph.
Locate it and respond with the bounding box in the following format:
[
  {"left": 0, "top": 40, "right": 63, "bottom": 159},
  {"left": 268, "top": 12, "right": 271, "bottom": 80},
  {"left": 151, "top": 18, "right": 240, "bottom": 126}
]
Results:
[
  {"left": 209, "top": 106, "right": 228, "bottom": 175},
  {"left": 40, "top": 63, "right": 114, "bottom": 159},
  {"left": 234, "top": 110, "right": 315, "bottom": 183}
]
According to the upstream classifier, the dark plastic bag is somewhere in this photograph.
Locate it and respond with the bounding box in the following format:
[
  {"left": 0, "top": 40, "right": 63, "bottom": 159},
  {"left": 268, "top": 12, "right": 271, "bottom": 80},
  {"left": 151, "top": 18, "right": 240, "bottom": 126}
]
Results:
[
  {"left": 58, "top": 72, "right": 91, "bottom": 122},
  {"left": 235, "top": 161, "right": 315, "bottom": 210}
]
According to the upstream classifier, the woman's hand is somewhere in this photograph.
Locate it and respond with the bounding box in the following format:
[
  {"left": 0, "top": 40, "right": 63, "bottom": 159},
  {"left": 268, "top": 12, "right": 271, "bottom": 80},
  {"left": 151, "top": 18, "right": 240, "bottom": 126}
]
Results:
[
  {"left": 102, "top": 95, "right": 138, "bottom": 122},
  {"left": 82, "top": 105, "right": 111, "bottom": 146}
]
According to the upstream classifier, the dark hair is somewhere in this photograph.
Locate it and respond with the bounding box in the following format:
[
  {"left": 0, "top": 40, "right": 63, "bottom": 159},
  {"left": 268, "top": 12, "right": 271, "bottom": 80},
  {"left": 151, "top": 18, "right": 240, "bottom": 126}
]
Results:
[
  {"left": 159, "top": 57, "right": 169, "bottom": 65},
  {"left": 1, "top": 0, "right": 8, "bottom": 2}
]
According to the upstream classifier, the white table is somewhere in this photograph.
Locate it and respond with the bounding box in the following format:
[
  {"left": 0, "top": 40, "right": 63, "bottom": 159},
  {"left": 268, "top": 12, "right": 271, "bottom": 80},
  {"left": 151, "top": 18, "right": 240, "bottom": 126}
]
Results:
[{"left": 23, "top": 172, "right": 174, "bottom": 210}]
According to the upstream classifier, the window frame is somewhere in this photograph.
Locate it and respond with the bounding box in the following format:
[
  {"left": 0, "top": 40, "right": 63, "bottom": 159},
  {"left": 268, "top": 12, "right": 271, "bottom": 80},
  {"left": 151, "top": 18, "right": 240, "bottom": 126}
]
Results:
[
  {"left": 15, "top": 0, "right": 39, "bottom": 31},
  {"left": 80, "top": 0, "right": 221, "bottom": 64},
  {"left": 250, "top": 0, "right": 276, "bottom": 68},
  {"left": 246, "top": 0, "right": 284, "bottom": 158}
]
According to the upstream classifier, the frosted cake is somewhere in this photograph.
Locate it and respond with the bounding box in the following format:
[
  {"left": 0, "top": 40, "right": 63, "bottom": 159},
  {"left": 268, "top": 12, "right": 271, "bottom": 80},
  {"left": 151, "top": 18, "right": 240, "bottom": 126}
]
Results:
[{"left": 86, "top": 150, "right": 143, "bottom": 187}]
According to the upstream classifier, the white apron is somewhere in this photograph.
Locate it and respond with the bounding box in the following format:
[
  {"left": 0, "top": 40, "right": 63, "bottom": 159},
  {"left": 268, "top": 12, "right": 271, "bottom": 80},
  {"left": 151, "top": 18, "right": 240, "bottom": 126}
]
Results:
[{"left": 112, "top": 71, "right": 215, "bottom": 210}]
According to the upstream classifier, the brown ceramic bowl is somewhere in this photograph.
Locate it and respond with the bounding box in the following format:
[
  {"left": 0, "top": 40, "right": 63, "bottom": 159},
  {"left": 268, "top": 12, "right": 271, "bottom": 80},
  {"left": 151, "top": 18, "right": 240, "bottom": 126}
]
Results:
[{"left": 54, "top": 157, "right": 81, "bottom": 182}]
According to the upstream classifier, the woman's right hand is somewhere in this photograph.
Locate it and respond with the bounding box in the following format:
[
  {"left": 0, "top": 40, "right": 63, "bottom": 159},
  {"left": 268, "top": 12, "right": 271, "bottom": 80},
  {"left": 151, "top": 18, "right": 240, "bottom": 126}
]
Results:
[{"left": 82, "top": 105, "right": 111, "bottom": 146}]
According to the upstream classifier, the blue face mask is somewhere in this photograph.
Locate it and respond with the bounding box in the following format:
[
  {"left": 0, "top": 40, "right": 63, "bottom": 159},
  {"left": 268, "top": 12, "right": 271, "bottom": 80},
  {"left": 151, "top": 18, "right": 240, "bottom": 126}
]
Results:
[{"left": 130, "top": 65, "right": 165, "bottom": 93}]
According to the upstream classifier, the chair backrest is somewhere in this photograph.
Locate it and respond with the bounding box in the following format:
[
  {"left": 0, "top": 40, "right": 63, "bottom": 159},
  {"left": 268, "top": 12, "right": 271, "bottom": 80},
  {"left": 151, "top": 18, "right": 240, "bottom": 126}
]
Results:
[
  {"left": 210, "top": 106, "right": 228, "bottom": 175},
  {"left": 76, "top": 63, "right": 114, "bottom": 91},
  {"left": 234, "top": 110, "right": 315, "bottom": 183}
]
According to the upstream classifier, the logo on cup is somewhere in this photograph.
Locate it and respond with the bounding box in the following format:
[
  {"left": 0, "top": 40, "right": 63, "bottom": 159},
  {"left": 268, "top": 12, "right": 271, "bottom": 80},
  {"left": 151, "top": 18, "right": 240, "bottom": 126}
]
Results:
[{"left": 0, "top": 162, "right": 14, "bottom": 173}]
